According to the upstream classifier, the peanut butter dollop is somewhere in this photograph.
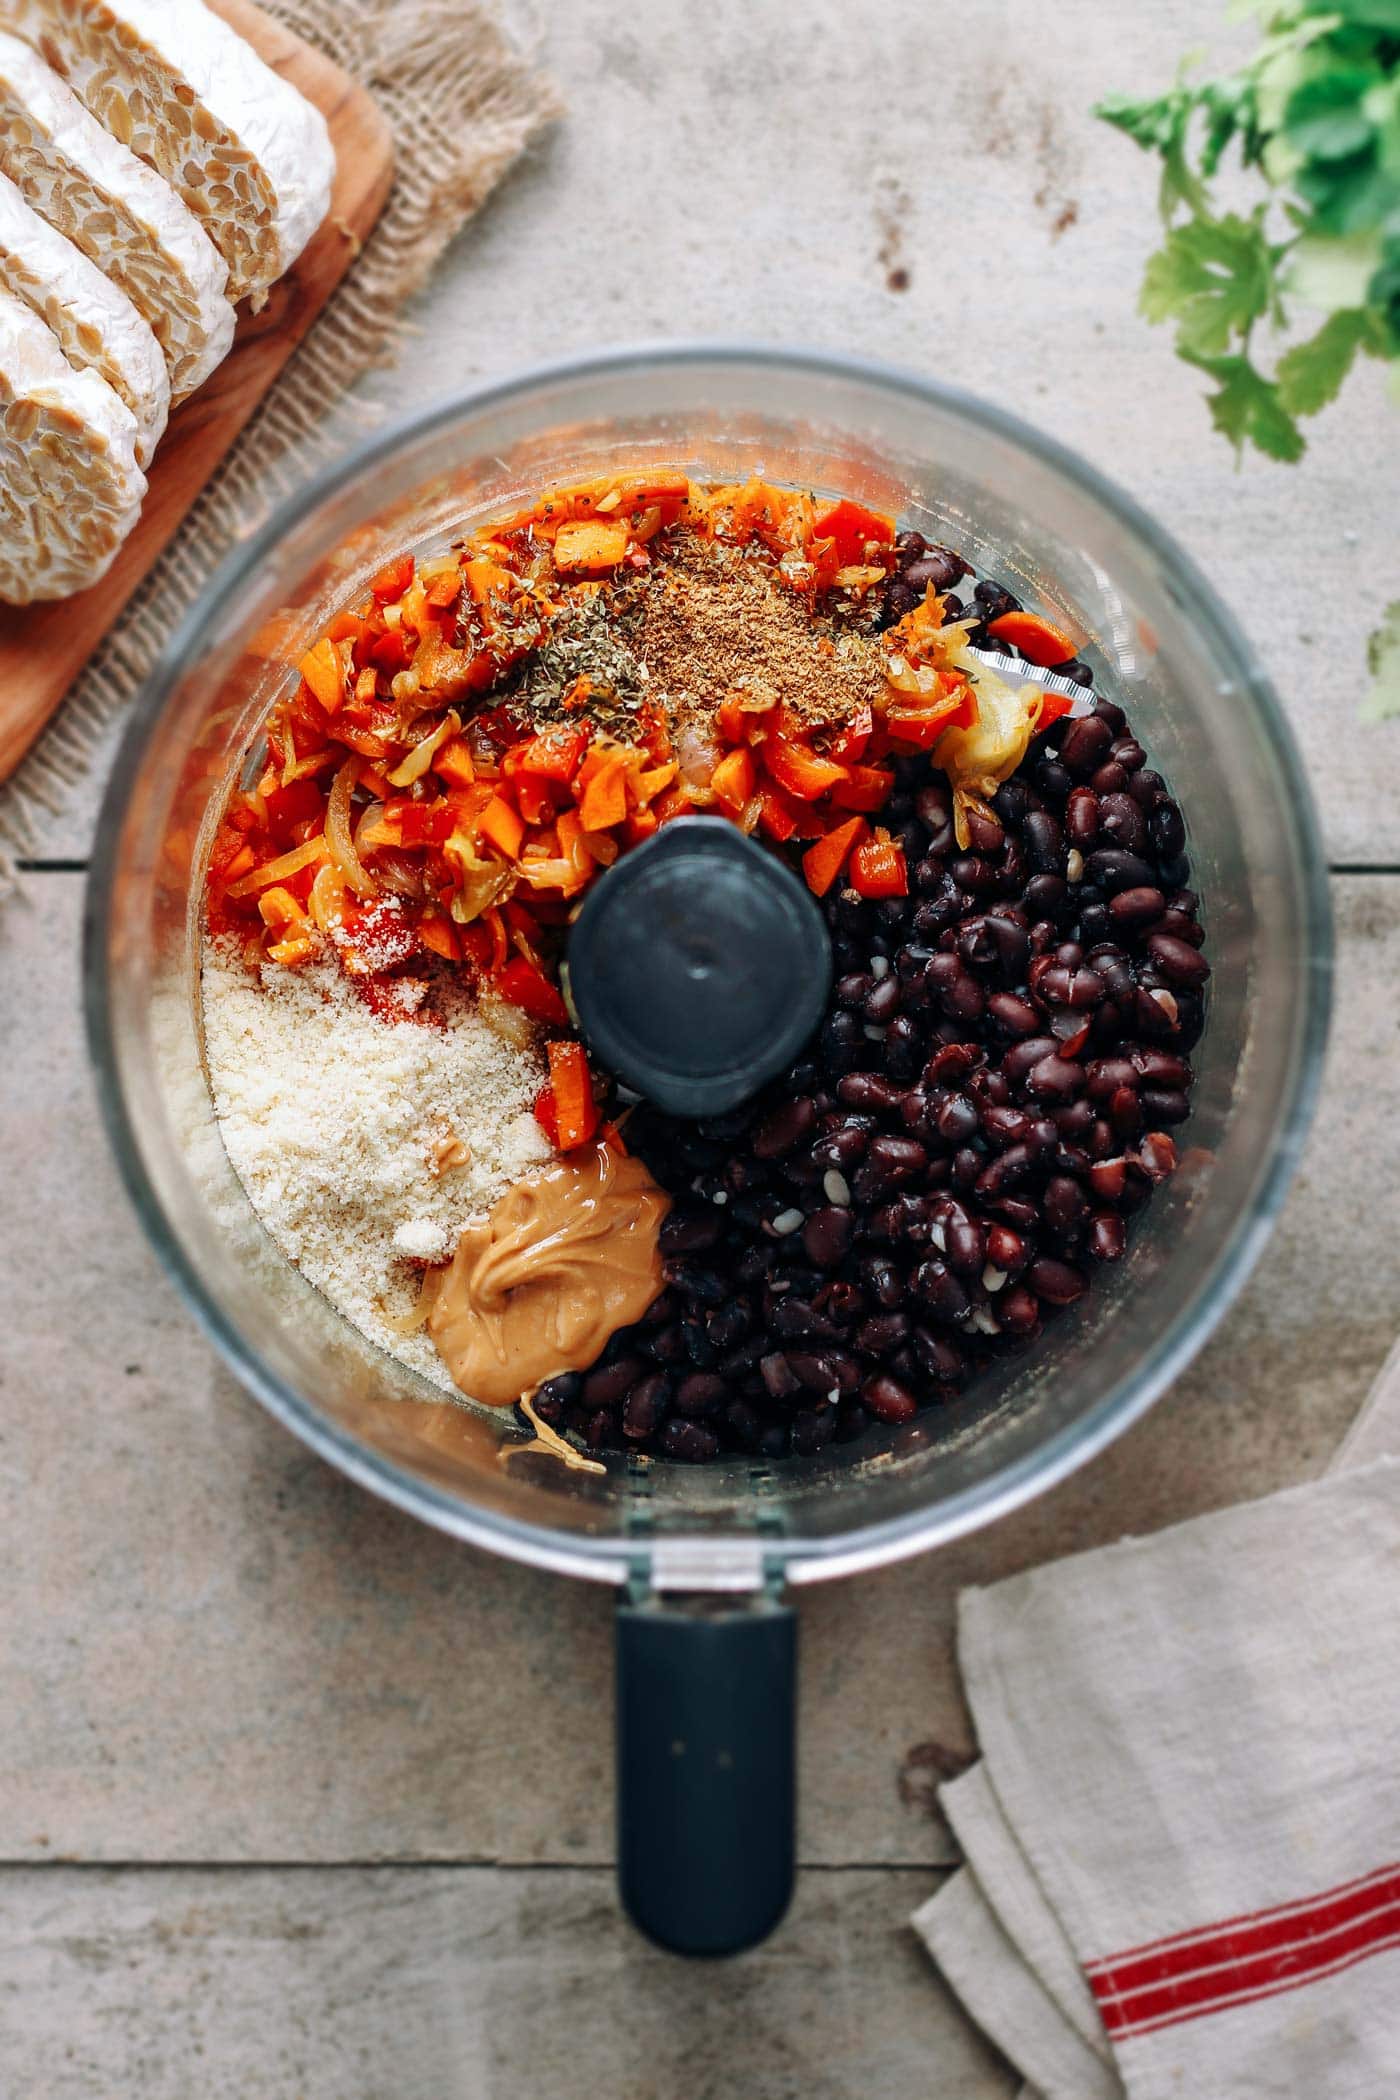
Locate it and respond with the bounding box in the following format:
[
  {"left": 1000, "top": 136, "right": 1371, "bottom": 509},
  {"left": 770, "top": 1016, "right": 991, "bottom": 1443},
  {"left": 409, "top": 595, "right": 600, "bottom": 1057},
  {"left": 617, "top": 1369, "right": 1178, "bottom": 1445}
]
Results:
[{"left": 425, "top": 1140, "right": 670, "bottom": 1407}]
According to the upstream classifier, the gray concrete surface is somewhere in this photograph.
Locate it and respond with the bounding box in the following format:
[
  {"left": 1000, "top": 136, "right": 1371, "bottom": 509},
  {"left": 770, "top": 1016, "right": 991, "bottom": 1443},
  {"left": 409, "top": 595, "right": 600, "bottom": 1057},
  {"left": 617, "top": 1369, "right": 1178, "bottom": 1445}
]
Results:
[{"left": 4, "top": 1, "right": 1399, "bottom": 2095}]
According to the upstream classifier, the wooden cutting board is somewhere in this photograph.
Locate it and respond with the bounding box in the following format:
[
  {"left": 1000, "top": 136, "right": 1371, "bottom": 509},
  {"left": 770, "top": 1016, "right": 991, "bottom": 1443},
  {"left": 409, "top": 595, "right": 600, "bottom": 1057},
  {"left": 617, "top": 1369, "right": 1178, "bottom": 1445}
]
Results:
[{"left": 0, "top": 0, "right": 394, "bottom": 783}]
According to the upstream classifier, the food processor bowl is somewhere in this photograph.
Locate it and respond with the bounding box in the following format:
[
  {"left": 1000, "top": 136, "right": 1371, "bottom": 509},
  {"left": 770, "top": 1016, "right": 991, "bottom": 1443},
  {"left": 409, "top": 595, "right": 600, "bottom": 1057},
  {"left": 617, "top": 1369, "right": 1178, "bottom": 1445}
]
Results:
[{"left": 86, "top": 345, "right": 1331, "bottom": 1954}]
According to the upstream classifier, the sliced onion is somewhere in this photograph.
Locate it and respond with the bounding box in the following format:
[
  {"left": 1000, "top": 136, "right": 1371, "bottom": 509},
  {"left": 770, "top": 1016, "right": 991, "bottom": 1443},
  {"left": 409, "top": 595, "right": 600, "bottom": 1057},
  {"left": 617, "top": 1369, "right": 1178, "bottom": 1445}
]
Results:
[
  {"left": 375, "top": 850, "right": 429, "bottom": 900},
  {"left": 386, "top": 708, "right": 460, "bottom": 788},
  {"left": 225, "top": 835, "right": 329, "bottom": 899},
  {"left": 326, "top": 758, "right": 376, "bottom": 897}
]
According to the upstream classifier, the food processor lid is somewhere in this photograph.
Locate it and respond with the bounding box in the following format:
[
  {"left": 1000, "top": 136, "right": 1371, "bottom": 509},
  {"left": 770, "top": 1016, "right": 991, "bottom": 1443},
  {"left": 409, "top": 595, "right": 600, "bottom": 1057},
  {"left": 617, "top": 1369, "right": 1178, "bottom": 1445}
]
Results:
[{"left": 565, "top": 816, "right": 833, "bottom": 1116}]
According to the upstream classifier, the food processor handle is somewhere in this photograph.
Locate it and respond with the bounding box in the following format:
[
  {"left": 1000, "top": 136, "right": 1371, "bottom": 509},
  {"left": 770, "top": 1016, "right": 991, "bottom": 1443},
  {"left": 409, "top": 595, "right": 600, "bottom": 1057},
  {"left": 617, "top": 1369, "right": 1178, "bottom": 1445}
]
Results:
[{"left": 615, "top": 1596, "right": 796, "bottom": 1957}]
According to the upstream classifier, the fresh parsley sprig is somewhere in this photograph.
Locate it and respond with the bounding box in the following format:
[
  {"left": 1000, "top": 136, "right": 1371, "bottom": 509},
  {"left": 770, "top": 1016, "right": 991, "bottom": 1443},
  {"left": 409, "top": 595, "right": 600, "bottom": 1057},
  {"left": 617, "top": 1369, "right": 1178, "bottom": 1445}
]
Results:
[{"left": 1099, "top": 1, "right": 1400, "bottom": 712}]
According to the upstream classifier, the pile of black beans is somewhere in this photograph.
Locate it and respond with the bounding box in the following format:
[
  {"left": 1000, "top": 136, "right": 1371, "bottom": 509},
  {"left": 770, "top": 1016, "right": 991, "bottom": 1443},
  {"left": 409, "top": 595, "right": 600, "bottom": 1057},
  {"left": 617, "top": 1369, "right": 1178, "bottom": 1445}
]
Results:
[{"left": 530, "top": 547, "right": 1209, "bottom": 1464}]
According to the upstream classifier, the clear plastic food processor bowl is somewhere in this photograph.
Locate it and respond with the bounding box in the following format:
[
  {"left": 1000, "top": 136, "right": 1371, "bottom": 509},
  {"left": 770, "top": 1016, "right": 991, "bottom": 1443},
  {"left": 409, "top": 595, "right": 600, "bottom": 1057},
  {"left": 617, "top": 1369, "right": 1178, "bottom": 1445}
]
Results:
[{"left": 87, "top": 346, "right": 1330, "bottom": 1593}]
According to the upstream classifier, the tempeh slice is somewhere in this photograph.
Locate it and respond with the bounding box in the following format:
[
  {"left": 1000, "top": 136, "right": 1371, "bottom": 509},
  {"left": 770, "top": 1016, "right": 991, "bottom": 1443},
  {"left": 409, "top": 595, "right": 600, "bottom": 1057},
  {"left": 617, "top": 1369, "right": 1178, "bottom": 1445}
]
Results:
[
  {"left": 0, "top": 280, "right": 145, "bottom": 601},
  {"left": 0, "top": 166, "right": 167, "bottom": 463},
  {"left": 1, "top": 0, "right": 335, "bottom": 303},
  {"left": 0, "top": 30, "right": 234, "bottom": 399}
]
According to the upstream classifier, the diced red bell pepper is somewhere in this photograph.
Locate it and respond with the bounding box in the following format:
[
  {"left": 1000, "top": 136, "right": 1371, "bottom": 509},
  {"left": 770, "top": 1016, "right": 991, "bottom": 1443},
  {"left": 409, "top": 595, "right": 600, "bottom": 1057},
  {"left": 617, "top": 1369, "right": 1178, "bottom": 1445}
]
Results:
[
  {"left": 762, "top": 735, "right": 849, "bottom": 802},
  {"left": 534, "top": 1084, "right": 560, "bottom": 1147},
  {"left": 369, "top": 552, "right": 414, "bottom": 603},
  {"left": 1034, "top": 690, "right": 1077, "bottom": 732},
  {"left": 495, "top": 956, "right": 568, "bottom": 1025},
  {"left": 884, "top": 683, "right": 979, "bottom": 750},
  {"left": 809, "top": 499, "right": 894, "bottom": 568},
  {"left": 830, "top": 762, "right": 895, "bottom": 814},
  {"left": 367, "top": 627, "right": 414, "bottom": 675},
  {"left": 547, "top": 1039, "right": 599, "bottom": 1150},
  {"left": 756, "top": 784, "right": 801, "bottom": 844},
  {"left": 392, "top": 798, "right": 455, "bottom": 847},
  {"left": 849, "top": 834, "right": 909, "bottom": 899},
  {"left": 802, "top": 816, "right": 870, "bottom": 897},
  {"left": 985, "top": 610, "right": 1076, "bottom": 667},
  {"left": 263, "top": 776, "right": 328, "bottom": 844},
  {"left": 717, "top": 692, "right": 779, "bottom": 745},
  {"left": 828, "top": 704, "right": 873, "bottom": 763}
]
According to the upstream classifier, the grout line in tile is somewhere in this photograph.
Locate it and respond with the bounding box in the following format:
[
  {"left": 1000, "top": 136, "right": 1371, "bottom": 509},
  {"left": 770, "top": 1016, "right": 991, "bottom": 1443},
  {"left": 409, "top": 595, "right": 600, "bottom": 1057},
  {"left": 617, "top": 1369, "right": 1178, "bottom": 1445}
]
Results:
[{"left": 0, "top": 1857, "right": 948, "bottom": 1875}]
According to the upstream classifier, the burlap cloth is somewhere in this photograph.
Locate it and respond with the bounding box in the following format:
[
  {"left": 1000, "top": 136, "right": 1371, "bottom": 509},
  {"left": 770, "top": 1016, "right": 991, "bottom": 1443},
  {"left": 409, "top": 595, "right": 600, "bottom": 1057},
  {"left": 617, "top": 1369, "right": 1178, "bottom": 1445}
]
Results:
[{"left": 0, "top": 0, "right": 562, "bottom": 895}]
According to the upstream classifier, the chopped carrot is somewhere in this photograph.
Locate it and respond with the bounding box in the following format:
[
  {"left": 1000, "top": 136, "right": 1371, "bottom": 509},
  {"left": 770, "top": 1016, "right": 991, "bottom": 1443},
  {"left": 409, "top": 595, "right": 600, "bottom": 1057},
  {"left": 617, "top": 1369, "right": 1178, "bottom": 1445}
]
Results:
[
  {"left": 547, "top": 1039, "right": 599, "bottom": 1150},
  {"left": 553, "top": 520, "right": 630, "bottom": 573},
  {"left": 635, "top": 761, "right": 677, "bottom": 802},
  {"left": 710, "top": 745, "right": 757, "bottom": 816},
  {"left": 985, "top": 610, "right": 1076, "bottom": 667},
  {"left": 578, "top": 755, "right": 628, "bottom": 832},
  {"left": 425, "top": 568, "right": 462, "bottom": 608},
  {"left": 417, "top": 914, "right": 459, "bottom": 961},
  {"left": 802, "top": 816, "right": 869, "bottom": 897},
  {"left": 479, "top": 793, "right": 525, "bottom": 860},
  {"left": 462, "top": 557, "right": 512, "bottom": 616},
  {"left": 433, "top": 737, "right": 476, "bottom": 789},
  {"left": 623, "top": 805, "right": 660, "bottom": 847},
  {"left": 298, "top": 636, "right": 344, "bottom": 714}
]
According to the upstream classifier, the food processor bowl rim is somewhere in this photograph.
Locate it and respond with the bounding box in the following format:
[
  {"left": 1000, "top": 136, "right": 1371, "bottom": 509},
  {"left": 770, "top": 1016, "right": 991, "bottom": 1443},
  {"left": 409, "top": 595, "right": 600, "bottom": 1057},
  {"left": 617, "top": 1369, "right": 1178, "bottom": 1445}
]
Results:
[{"left": 84, "top": 338, "right": 1334, "bottom": 1589}]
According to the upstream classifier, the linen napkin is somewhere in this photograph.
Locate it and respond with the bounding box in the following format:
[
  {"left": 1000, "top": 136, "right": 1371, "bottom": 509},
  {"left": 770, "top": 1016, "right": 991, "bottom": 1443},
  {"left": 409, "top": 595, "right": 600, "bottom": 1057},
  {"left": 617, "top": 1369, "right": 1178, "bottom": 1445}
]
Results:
[{"left": 914, "top": 1350, "right": 1400, "bottom": 2100}]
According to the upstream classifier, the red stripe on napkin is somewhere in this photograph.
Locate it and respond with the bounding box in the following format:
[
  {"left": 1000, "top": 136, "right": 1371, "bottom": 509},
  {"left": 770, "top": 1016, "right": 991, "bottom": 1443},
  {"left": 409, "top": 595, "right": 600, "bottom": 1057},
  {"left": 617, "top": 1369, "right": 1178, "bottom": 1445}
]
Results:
[{"left": 1087, "top": 1863, "right": 1400, "bottom": 2039}]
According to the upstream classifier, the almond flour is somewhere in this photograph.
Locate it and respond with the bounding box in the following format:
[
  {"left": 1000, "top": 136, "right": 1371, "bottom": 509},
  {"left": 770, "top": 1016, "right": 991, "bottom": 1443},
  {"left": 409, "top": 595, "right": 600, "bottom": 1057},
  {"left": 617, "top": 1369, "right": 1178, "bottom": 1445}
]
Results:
[{"left": 201, "top": 937, "right": 551, "bottom": 1394}]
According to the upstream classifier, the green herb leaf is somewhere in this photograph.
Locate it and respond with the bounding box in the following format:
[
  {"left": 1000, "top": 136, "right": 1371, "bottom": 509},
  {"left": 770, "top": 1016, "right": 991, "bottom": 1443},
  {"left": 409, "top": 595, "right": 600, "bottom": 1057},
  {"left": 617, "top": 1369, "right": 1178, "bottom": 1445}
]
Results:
[
  {"left": 1095, "top": 88, "right": 1210, "bottom": 217},
  {"left": 1140, "top": 212, "right": 1278, "bottom": 356},
  {"left": 1318, "top": 0, "right": 1400, "bottom": 32},
  {"left": 1360, "top": 600, "right": 1400, "bottom": 721},
  {"left": 1284, "top": 66, "right": 1380, "bottom": 160},
  {"left": 1276, "top": 306, "right": 1368, "bottom": 409},
  {"left": 1181, "top": 349, "right": 1309, "bottom": 459}
]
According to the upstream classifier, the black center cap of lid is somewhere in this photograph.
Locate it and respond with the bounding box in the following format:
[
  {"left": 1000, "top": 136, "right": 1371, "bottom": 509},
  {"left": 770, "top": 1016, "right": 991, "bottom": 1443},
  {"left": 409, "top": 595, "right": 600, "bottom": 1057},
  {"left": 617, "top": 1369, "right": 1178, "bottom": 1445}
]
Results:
[{"left": 565, "top": 816, "right": 833, "bottom": 1118}]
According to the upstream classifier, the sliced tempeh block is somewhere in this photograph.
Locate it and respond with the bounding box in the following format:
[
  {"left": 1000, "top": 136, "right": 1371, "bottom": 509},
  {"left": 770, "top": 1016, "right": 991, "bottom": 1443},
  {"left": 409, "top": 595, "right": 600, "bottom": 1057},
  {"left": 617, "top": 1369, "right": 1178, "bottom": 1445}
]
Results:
[
  {"left": 0, "top": 280, "right": 145, "bottom": 601},
  {"left": 0, "top": 29, "right": 234, "bottom": 399},
  {"left": 1, "top": 0, "right": 335, "bottom": 304},
  {"left": 0, "top": 167, "right": 167, "bottom": 463}
]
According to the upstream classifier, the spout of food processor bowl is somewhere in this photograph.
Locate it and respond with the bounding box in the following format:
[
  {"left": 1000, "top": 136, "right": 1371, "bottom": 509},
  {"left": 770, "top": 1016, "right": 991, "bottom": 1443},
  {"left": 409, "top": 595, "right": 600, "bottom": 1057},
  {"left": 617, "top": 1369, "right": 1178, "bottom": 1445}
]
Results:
[{"left": 563, "top": 816, "right": 833, "bottom": 1118}]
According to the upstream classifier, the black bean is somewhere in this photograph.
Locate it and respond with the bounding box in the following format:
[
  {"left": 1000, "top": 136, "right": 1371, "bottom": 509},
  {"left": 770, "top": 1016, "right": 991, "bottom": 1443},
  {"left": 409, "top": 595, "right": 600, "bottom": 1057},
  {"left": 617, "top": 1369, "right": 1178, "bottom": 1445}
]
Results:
[
  {"left": 937, "top": 1092, "right": 980, "bottom": 1143},
  {"left": 1098, "top": 792, "right": 1147, "bottom": 855},
  {"left": 753, "top": 1095, "right": 818, "bottom": 1158},
  {"left": 1088, "top": 1213, "right": 1126, "bottom": 1261},
  {"left": 1029, "top": 1257, "right": 1088, "bottom": 1305},
  {"left": 913, "top": 1258, "right": 969, "bottom": 1323},
  {"left": 945, "top": 1217, "right": 986, "bottom": 1276},
  {"left": 838, "top": 1071, "right": 906, "bottom": 1112},
  {"left": 661, "top": 1418, "right": 721, "bottom": 1462},
  {"left": 1085, "top": 848, "right": 1156, "bottom": 895},
  {"left": 987, "top": 991, "right": 1041, "bottom": 1039},
  {"left": 999, "top": 1285, "right": 1041, "bottom": 1337},
  {"left": 1060, "top": 715, "right": 1113, "bottom": 776},
  {"left": 1066, "top": 787, "right": 1100, "bottom": 845},
  {"left": 856, "top": 1311, "right": 910, "bottom": 1356},
  {"left": 1026, "top": 1054, "right": 1085, "bottom": 1103},
  {"left": 671, "top": 1372, "right": 728, "bottom": 1417},
  {"left": 1023, "top": 810, "right": 1065, "bottom": 874},
  {"left": 986, "top": 1223, "right": 1027, "bottom": 1273},
  {"left": 862, "top": 1373, "right": 919, "bottom": 1423},
  {"left": 792, "top": 1406, "right": 837, "bottom": 1455},
  {"left": 820, "top": 1009, "right": 864, "bottom": 1076},
  {"left": 1146, "top": 933, "right": 1211, "bottom": 988},
  {"left": 1140, "top": 1087, "right": 1191, "bottom": 1125},
  {"left": 1108, "top": 885, "right": 1165, "bottom": 930},
  {"left": 1091, "top": 761, "right": 1130, "bottom": 798},
  {"left": 623, "top": 1373, "right": 671, "bottom": 1440},
  {"left": 1044, "top": 1175, "right": 1088, "bottom": 1234},
  {"left": 864, "top": 975, "right": 902, "bottom": 1024},
  {"left": 803, "top": 1205, "right": 854, "bottom": 1267},
  {"left": 1149, "top": 801, "right": 1186, "bottom": 860},
  {"left": 583, "top": 1356, "right": 644, "bottom": 1407},
  {"left": 1002, "top": 1035, "right": 1060, "bottom": 1086}
]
